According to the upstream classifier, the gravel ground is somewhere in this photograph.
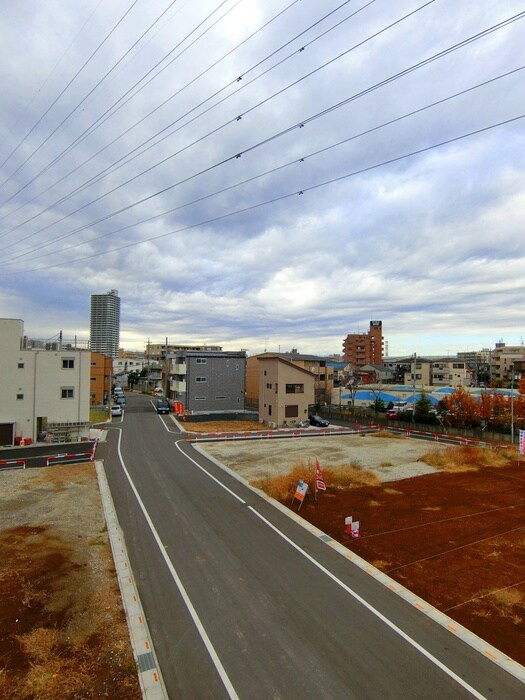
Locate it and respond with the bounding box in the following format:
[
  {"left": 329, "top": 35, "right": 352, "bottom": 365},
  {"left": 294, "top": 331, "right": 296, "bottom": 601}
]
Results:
[{"left": 201, "top": 433, "right": 447, "bottom": 482}]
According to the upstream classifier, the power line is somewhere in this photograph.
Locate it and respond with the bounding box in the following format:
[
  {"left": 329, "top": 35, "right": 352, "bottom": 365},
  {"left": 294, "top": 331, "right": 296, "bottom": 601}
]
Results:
[
  {"left": 0, "top": 0, "right": 245, "bottom": 207},
  {"left": 3, "top": 112, "right": 524, "bottom": 273},
  {"left": 0, "top": 0, "right": 310, "bottom": 223},
  {"left": 4, "top": 64, "right": 523, "bottom": 265},
  {"left": 1, "top": 5, "right": 520, "bottom": 256},
  {"left": 7, "top": 64, "right": 520, "bottom": 266},
  {"left": 0, "top": 0, "right": 141, "bottom": 179},
  {"left": 0, "top": 0, "right": 445, "bottom": 246}
]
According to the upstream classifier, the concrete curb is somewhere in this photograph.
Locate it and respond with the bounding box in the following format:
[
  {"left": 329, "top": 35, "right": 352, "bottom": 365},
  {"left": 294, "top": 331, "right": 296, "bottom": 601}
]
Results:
[
  {"left": 193, "top": 443, "right": 525, "bottom": 685},
  {"left": 95, "top": 461, "right": 168, "bottom": 700}
]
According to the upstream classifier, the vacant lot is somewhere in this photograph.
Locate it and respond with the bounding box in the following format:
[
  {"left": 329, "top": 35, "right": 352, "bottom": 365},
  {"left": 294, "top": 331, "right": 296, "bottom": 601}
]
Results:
[
  {"left": 201, "top": 431, "right": 525, "bottom": 668},
  {"left": 0, "top": 463, "right": 141, "bottom": 700}
]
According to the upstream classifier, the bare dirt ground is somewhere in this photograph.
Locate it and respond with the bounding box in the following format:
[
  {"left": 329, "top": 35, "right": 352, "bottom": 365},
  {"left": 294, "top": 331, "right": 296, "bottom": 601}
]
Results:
[
  {"left": 200, "top": 427, "right": 525, "bottom": 668},
  {"left": 0, "top": 463, "right": 141, "bottom": 700}
]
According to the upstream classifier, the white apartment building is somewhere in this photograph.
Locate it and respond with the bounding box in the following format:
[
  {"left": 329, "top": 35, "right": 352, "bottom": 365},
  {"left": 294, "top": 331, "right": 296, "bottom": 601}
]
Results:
[{"left": 0, "top": 319, "right": 91, "bottom": 446}]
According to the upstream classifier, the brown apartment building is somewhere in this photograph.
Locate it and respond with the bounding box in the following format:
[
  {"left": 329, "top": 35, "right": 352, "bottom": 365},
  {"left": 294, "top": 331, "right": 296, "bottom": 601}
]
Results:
[{"left": 343, "top": 320, "right": 384, "bottom": 367}]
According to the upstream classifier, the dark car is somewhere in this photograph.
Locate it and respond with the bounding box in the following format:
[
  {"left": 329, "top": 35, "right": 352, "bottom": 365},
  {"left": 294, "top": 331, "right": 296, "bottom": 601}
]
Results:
[
  {"left": 156, "top": 399, "right": 170, "bottom": 414},
  {"left": 309, "top": 415, "right": 329, "bottom": 428}
]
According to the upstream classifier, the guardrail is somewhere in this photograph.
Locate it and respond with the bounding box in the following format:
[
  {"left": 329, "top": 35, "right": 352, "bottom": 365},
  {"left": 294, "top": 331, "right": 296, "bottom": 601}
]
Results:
[
  {"left": 0, "top": 459, "right": 26, "bottom": 470},
  {"left": 386, "top": 426, "right": 501, "bottom": 449},
  {"left": 188, "top": 424, "right": 381, "bottom": 443},
  {"left": 46, "top": 450, "right": 95, "bottom": 466},
  {"left": 187, "top": 423, "right": 505, "bottom": 450}
]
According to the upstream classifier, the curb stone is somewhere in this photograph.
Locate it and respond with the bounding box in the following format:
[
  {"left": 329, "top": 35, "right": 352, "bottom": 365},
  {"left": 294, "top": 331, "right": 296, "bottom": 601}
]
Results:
[{"left": 95, "top": 460, "right": 168, "bottom": 700}]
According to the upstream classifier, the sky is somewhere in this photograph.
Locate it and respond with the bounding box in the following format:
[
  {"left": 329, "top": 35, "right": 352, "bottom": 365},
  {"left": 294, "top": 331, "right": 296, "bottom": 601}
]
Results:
[{"left": 0, "top": 0, "right": 524, "bottom": 358}]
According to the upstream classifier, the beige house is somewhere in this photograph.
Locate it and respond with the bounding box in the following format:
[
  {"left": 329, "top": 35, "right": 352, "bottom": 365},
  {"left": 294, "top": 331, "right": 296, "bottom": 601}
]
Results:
[
  {"left": 490, "top": 344, "right": 525, "bottom": 384},
  {"left": 258, "top": 355, "right": 315, "bottom": 428},
  {"left": 247, "top": 352, "right": 332, "bottom": 407},
  {"left": 403, "top": 357, "right": 471, "bottom": 388}
]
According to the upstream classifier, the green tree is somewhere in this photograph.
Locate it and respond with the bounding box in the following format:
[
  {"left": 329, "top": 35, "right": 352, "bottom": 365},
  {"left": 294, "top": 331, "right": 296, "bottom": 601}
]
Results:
[{"left": 415, "top": 392, "right": 436, "bottom": 424}]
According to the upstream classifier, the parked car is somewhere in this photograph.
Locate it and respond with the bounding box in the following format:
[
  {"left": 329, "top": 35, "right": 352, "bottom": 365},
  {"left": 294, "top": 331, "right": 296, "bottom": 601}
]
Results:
[
  {"left": 156, "top": 399, "right": 170, "bottom": 414},
  {"left": 111, "top": 405, "right": 122, "bottom": 417},
  {"left": 309, "top": 415, "right": 330, "bottom": 428},
  {"left": 114, "top": 395, "right": 126, "bottom": 406}
]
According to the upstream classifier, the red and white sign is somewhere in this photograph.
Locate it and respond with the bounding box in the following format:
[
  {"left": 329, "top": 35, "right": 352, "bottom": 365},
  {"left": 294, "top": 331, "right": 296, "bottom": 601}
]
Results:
[
  {"left": 315, "top": 457, "right": 326, "bottom": 491},
  {"left": 351, "top": 521, "right": 360, "bottom": 538},
  {"left": 520, "top": 430, "right": 525, "bottom": 457}
]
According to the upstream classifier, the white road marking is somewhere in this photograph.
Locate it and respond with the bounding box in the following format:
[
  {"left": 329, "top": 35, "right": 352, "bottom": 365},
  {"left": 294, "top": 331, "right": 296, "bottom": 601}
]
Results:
[{"left": 116, "top": 431, "right": 240, "bottom": 700}]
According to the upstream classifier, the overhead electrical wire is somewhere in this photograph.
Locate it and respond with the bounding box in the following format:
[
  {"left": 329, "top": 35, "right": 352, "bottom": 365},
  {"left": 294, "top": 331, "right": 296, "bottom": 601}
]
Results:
[
  {"left": 0, "top": 0, "right": 315, "bottom": 221},
  {"left": 0, "top": 0, "right": 249, "bottom": 207},
  {"left": 0, "top": 0, "right": 443, "bottom": 244},
  {"left": 0, "top": 0, "right": 105, "bottom": 155},
  {"left": 3, "top": 111, "right": 523, "bottom": 274},
  {"left": 1, "top": 6, "right": 521, "bottom": 256},
  {"left": 4, "top": 65, "right": 522, "bottom": 267},
  {"left": 0, "top": 0, "right": 142, "bottom": 180}
]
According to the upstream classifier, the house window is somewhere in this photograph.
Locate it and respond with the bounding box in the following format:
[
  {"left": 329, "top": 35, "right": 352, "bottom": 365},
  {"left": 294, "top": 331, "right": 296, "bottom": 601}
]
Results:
[
  {"left": 285, "top": 405, "right": 299, "bottom": 418},
  {"left": 268, "top": 405, "right": 272, "bottom": 416},
  {"left": 61, "top": 387, "right": 74, "bottom": 399},
  {"left": 195, "top": 396, "right": 206, "bottom": 400},
  {"left": 17, "top": 393, "right": 24, "bottom": 400},
  {"left": 196, "top": 358, "right": 207, "bottom": 364},
  {"left": 266, "top": 383, "right": 272, "bottom": 389},
  {"left": 196, "top": 377, "right": 207, "bottom": 383},
  {"left": 62, "top": 358, "right": 74, "bottom": 369},
  {"left": 18, "top": 362, "right": 24, "bottom": 369},
  {"left": 215, "top": 396, "right": 225, "bottom": 400},
  {"left": 285, "top": 383, "right": 304, "bottom": 393}
]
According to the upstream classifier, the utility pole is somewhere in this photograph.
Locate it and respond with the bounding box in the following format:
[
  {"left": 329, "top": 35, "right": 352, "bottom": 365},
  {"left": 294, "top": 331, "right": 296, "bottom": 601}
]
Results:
[{"left": 412, "top": 353, "right": 416, "bottom": 425}]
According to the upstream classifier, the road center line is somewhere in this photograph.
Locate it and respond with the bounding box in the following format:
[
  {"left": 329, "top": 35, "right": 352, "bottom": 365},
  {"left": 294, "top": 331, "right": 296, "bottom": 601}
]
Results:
[
  {"left": 248, "top": 506, "right": 487, "bottom": 700},
  {"left": 116, "top": 431, "right": 240, "bottom": 700}
]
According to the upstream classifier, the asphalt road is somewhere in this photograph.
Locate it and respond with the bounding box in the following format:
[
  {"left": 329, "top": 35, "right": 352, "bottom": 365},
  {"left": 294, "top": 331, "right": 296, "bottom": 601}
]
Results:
[{"left": 100, "top": 392, "right": 525, "bottom": 699}]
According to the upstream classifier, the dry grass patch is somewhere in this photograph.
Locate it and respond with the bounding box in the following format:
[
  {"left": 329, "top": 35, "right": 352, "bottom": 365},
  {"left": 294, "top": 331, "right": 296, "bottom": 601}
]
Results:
[
  {"left": 185, "top": 420, "right": 266, "bottom": 433},
  {"left": 493, "top": 588, "right": 524, "bottom": 610},
  {"left": 420, "top": 445, "right": 514, "bottom": 472},
  {"left": 250, "top": 459, "right": 379, "bottom": 500}
]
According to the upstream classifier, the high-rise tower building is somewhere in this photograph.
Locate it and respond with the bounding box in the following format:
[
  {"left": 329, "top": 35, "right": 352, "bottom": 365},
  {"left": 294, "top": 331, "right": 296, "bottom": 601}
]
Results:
[{"left": 90, "top": 289, "right": 120, "bottom": 357}]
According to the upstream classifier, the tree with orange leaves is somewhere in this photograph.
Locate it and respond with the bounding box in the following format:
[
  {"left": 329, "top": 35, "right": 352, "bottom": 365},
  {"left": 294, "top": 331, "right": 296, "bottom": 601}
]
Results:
[{"left": 442, "top": 386, "right": 480, "bottom": 428}]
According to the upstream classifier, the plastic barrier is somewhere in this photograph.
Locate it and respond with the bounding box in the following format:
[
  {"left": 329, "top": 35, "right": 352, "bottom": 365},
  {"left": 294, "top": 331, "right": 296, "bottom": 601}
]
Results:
[
  {"left": 0, "top": 459, "right": 25, "bottom": 470},
  {"left": 46, "top": 451, "right": 94, "bottom": 466}
]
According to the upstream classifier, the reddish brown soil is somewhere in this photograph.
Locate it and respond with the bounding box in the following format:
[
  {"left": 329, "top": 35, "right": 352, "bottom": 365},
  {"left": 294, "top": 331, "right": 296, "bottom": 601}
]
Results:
[
  {"left": 285, "top": 462, "right": 525, "bottom": 667},
  {"left": 0, "top": 465, "right": 142, "bottom": 700}
]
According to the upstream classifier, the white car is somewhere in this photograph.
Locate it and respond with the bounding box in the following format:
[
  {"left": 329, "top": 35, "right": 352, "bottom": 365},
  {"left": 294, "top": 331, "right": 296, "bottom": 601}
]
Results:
[{"left": 111, "top": 404, "right": 122, "bottom": 417}]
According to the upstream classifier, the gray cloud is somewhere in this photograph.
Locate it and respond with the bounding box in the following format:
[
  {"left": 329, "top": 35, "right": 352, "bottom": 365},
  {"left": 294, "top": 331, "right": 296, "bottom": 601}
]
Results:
[{"left": 0, "top": 0, "right": 524, "bottom": 355}]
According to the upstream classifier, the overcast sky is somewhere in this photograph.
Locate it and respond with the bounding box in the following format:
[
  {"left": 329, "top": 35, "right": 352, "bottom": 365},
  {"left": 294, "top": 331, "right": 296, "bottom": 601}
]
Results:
[{"left": 0, "top": 0, "right": 524, "bottom": 357}]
